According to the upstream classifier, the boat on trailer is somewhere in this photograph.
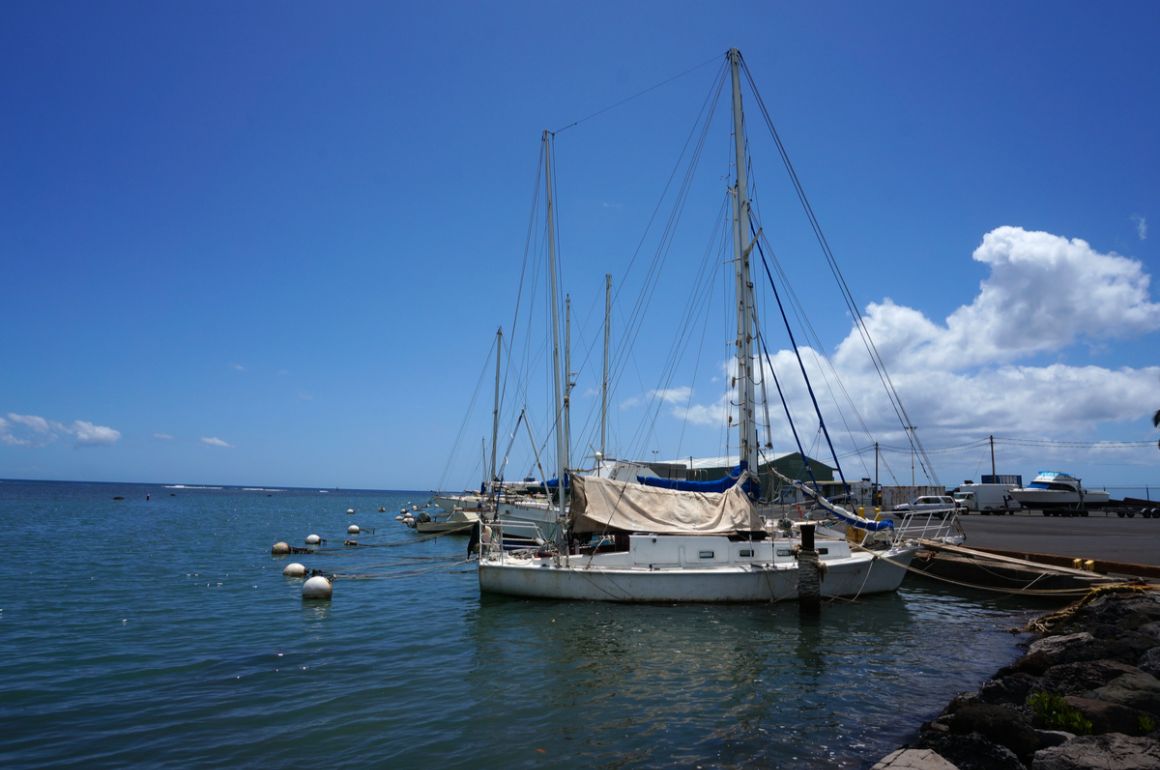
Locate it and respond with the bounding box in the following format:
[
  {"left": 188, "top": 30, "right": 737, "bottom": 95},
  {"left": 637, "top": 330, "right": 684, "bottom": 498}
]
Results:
[{"left": 1009, "top": 470, "right": 1110, "bottom": 513}]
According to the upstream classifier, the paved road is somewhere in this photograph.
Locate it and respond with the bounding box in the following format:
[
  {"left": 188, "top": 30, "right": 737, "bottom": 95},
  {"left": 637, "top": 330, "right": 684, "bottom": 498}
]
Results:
[{"left": 959, "top": 511, "right": 1160, "bottom": 566}]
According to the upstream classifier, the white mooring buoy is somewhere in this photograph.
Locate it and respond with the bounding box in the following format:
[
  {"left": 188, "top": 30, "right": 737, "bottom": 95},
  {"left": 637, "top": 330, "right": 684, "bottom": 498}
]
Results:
[
  {"left": 346, "top": 508, "right": 355, "bottom": 515},
  {"left": 347, "top": 524, "right": 360, "bottom": 535},
  {"left": 271, "top": 541, "right": 291, "bottom": 555},
  {"left": 302, "top": 575, "right": 333, "bottom": 600},
  {"left": 305, "top": 533, "right": 321, "bottom": 546},
  {"left": 282, "top": 562, "right": 307, "bottom": 577}
]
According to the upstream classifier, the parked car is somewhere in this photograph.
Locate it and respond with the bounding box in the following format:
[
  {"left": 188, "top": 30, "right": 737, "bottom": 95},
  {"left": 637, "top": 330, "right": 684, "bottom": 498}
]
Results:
[{"left": 892, "top": 495, "right": 960, "bottom": 519}]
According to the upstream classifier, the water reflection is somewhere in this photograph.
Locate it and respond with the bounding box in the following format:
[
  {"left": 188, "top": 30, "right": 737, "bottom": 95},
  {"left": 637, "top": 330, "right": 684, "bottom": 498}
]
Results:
[{"left": 463, "top": 587, "right": 1043, "bottom": 769}]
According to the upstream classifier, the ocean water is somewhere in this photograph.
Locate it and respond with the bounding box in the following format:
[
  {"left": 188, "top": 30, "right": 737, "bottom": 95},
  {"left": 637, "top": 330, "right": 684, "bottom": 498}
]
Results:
[{"left": 0, "top": 479, "right": 1054, "bottom": 769}]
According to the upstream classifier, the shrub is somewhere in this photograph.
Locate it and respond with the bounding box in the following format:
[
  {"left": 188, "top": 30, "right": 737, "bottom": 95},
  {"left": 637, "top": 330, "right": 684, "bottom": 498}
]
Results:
[{"left": 1027, "top": 691, "right": 1093, "bottom": 734}]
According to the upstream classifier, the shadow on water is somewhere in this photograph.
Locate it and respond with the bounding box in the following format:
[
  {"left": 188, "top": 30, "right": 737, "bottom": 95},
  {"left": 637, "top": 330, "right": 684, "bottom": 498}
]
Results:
[{"left": 457, "top": 586, "right": 1046, "bottom": 769}]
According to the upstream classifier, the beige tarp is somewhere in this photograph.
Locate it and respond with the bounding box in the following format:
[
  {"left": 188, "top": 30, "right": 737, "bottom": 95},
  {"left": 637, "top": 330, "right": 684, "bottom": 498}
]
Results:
[{"left": 571, "top": 473, "right": 763, "bottom": 535}]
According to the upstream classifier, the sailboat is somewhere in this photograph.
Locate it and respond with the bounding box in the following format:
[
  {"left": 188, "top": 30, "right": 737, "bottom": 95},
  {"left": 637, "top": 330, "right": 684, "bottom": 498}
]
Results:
[{"left": 478, "top": 49, "right": 920, "bottom": 603}]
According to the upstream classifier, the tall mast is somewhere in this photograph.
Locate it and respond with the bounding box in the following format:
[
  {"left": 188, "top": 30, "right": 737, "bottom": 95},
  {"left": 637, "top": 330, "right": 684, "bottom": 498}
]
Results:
[
  {"left": 490, "top": 326, "right": 502, "bottom": 494},
  {"left": 728, "top": 48, "right": 758, "bottom": 478},
  {"left": 543, "top": 131, "right": 569, "bottom": 517},
  {"left": 564, "top": 293, "right": 572, "bottom": 480},
  {"left": 601, "top": 273, "right": 611, "bottom": 466}
]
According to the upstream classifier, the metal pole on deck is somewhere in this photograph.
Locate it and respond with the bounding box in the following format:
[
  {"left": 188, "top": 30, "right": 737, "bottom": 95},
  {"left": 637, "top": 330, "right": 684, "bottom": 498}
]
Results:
[{"left": 798, "top": 522, "right": 820, "bottom": 614}]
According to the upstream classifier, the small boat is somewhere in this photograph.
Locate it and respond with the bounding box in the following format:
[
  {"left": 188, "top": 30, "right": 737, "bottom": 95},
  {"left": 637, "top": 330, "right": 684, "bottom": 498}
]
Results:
[
  {"left": 414, "top": 508, "right": 480, "bottom": 535},
  {"left": 1009, "top": 471, "right": 1110, "bottom": 513}
]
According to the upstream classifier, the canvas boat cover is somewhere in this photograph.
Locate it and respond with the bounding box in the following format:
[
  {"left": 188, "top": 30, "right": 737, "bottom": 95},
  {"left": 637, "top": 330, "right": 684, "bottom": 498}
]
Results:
[{"left": 571, "top": 472, "right": 763, "bottom": 535}]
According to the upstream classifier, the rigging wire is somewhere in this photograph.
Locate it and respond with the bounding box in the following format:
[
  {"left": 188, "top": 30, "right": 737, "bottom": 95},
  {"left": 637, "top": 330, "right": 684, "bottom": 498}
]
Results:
[
  {"left": 739, "top": 54, "right": 940, "bottom": 487},
  {"left": 433, "top": 332, "right": 502, "bottom": 493},
  {"left": 554, "top": 53, "right": 722, "bottom": 134}
]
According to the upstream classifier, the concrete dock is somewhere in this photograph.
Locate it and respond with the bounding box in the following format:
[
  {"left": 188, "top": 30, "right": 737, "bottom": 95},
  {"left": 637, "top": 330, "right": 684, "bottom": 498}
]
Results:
[{"left": 957, "top": 511, "right": 1160, "bottom": 567}]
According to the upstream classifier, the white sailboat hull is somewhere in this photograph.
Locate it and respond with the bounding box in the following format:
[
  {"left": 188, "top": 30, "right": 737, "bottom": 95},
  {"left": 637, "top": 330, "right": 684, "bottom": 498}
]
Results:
[
  {"left": 496, "top": 499, "right": 563, "bottom": 543},
  {"left": 479, "top": 534, "right": 914, "bottom": 603},
  {"left": 433, "top": 493, "right": 487, "bottom": 512}
]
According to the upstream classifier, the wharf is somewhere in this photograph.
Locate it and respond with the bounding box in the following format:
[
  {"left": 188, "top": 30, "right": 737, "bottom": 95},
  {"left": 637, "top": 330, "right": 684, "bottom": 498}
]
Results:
[
  {"left": 958, "top": 511, "right": 1160, "bottom": 568},
  {"left": 905, "top": 511, "right": 1160, "bottom": 593}
]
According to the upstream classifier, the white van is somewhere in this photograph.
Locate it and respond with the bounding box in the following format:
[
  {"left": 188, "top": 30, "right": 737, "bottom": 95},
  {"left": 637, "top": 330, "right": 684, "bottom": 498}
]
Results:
[{"left": 952, "top": 483, "right": 1020, "bottom": 514}]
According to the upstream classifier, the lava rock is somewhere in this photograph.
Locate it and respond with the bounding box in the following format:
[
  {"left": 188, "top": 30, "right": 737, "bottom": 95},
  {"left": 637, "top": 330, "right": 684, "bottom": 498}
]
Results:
[
  {"left": 1031, "top": 732, "right": 1160, "bottom": 770},
  {"left": 1063, "top": 695, "right": 1153, "bottom": 735},
  {"left": 919, "top": 730, "right": 1025, "bottom": 770},
  {"left": 980, "top": 672, "right": 1042, "bottom": 705},
  {"left": 1041, "top": 659, "right": 1143, "bottom": 696},
  {"left": 1139, "top": 648, "right": 1160, "bottom": 678},
  {"left": 944, "top": 703, "right": 1039, "bottom": 761},
  {"left": 1092, "top": 672, "right": 1160, "bottom": 717}
]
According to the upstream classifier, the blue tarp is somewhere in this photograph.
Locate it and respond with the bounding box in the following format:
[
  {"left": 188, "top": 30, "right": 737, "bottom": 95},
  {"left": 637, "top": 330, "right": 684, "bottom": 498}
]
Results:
[
  {"left": 638, "top": 462, "right": 759, "bottom": 497},
  {"left": 827, "top": 506, "right": 894, "bottom": 531}
]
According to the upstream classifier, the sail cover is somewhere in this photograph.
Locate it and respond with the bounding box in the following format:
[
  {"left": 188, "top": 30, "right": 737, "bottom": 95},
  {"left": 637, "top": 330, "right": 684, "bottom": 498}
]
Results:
[
  {"left": 637, "top": 462, "right": 758, "bottom": 496},
  {"left": 571, "top": 473, "right": 764, "bottom": 535}
]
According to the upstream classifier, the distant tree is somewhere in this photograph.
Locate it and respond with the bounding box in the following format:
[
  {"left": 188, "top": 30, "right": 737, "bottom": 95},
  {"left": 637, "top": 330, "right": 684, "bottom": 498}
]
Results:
[{"left": 1155, "top": 408, "right": 1160, "bottom": 429}]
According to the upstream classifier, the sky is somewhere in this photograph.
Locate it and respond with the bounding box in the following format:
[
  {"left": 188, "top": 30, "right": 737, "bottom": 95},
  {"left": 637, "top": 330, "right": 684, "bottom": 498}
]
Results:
[{"left": 1, "top": 1, "right": 1158, "bottom": 494}]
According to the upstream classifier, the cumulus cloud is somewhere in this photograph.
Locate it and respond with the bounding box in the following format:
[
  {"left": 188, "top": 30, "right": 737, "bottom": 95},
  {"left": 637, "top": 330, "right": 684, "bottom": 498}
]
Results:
[
  {"left": 200, "top": 436, "right": 232, "bottom": 448},
  {"left": 835, "top": 226, "right": 1160, "bottom": 372},
  {"left": 0, "top": 412, "right": 121, "bottom": 447},
  {"left": 657, "top": 226, "right": 1160, "bottom": 481}
]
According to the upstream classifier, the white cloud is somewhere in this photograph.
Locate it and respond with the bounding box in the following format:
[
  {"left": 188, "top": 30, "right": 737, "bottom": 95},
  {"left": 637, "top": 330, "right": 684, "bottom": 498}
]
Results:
[
  {"left": 660, "top": 226, "right": 1160, "bottom": 482},
  {"left": 651, "top": 386, "right": 691, "bottom": 404},
  {"left": 232, "top": 363, "right": 247, "bottom": 372},
  {"left": 683, "top": 401, "right": 729, "bottom": 427},
  {"left": 835, "top": 226, "right": 1160, "bottom": 372},
  {"left": 1131, "top": 214, "right": 1148, "bottom": 241},
  {"left": 71, "top": 421, "right": 121, "bottom": 446},
  {"left": 8, "top": 413, "right": 54, "bottom": 434},
  {"left": 153, "top": 433, "right": 175, "bottom": 441},
  {"left": 0, "top": 416, "right": 28, "bottom": 446},
  {"left": 619, "top": 394, "right": 644, "bottom": 410},
  {"left": 201, "top": 436, "right": 232, "bottom": 448},
  {"left": 1, "top": 412, "right": 121, "bottom": 447}
]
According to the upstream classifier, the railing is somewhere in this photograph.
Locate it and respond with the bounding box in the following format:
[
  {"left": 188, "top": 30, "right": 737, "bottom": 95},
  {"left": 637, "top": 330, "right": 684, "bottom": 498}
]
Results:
[
  {"left": 890, "top": 509, "right": 964, "bottom": 543},
  {"left": 479, "top": 519, "right": 550, "bottom": 560}
]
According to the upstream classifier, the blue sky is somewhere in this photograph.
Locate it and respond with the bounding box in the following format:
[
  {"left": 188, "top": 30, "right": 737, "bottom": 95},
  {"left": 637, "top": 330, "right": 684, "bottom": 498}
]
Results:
[{"left": 2, "top": 1, "right": 1158, "bottom": 493}]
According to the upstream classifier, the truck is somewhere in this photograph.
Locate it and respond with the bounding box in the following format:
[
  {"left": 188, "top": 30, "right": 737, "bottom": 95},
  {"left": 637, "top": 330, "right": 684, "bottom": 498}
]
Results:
[{"left": 951, "top": 482, "right": 1020, "bottom": 514}]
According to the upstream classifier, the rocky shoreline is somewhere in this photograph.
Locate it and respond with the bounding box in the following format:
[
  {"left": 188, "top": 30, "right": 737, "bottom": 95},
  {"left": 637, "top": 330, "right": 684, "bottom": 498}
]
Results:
[{"left": 875, "top": 585, "right": 1160, "bottom": 769}]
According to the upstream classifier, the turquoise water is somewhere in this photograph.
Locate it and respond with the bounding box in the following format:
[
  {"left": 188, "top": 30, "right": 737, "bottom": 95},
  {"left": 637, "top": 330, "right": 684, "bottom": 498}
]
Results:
[{"left": 0, "top": 480, "right": 1051, "bottom": 769}]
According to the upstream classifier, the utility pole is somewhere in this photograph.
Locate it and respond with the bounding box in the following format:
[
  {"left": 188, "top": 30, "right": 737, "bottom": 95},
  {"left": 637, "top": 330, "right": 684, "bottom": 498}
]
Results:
[
  {"left": 989, "top": 434, "right": 996, "bottom": 478},
  {"left": 905, "top": 425, "right": 917, "bottom": 486}
]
